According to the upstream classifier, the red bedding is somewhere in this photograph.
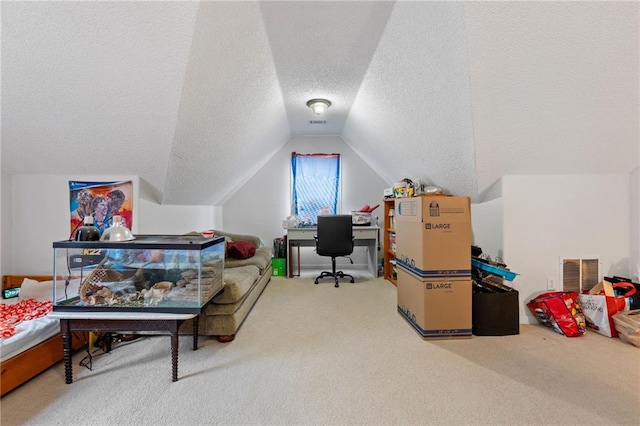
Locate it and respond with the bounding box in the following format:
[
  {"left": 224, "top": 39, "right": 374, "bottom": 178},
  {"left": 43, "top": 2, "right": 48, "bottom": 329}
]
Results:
[{"left": 0, "top": 299, "right": 52, "bottom": 337}]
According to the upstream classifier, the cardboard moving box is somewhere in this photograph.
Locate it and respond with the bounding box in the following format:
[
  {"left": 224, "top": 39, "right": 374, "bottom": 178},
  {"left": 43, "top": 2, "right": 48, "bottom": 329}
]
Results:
[
  {"left": 394, "top": 196, "right": 471, "bottom": 278},
  {"left": 395, "top": 195, "right": 469, "bottom": 223},
  {"left": 397, "top": 267, "right": 472, "bottom": 339}
]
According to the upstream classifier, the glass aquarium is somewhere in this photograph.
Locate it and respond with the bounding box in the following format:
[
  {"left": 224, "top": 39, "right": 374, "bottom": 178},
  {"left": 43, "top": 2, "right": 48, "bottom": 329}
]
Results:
[{"left": 52, "top": 235, "right": 225, "bottom": 313}]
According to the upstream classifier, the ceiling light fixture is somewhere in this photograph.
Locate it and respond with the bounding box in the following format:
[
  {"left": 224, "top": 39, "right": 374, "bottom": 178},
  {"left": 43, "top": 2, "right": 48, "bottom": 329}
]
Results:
[{"left": 306, "top": 98, "right": 331, "bottom": 115}]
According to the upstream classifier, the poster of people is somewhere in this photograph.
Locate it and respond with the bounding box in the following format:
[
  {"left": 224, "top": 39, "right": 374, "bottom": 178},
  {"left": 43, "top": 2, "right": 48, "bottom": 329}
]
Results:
[{"left": 69, "top": 180, "right": 133, "bottom": 238}]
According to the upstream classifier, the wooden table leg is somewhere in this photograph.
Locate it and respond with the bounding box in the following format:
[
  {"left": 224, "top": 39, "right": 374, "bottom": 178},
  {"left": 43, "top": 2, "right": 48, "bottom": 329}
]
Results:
[
  {"left": 105, "top": 332, "right": 112, "bottom": 352},
  {"left": 61, "top": 320, "right": 73, "bottom": 384},
  {"left": 192, "top": 316, "right": 199, "bottom": 351},
  {"left": 288, "top": 242, "right": 301, "bottom": 278},
  {"left": 56, "top": 316, "right": 198, "bottom": 384},
  {"left": 170, "top": 325, "right": 179, "bottom": 382},
  {"left": 288, "top": 240, "right": 293, "bottom": 278},
  {"left": 296, "top": 243, "right": 300, "bottom": 277}
]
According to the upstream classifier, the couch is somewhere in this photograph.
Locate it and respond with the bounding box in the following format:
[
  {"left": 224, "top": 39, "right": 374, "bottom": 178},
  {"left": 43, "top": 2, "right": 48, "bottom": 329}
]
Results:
[{"left": 179, "top": 230, "right": 273, "bottom": 342}]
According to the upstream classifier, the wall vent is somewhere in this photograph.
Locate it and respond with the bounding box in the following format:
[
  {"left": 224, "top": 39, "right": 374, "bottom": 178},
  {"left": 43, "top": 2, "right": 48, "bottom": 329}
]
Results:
[
  {"left": 561, "top": 258, "right": 601, "bottom": 293},
  {"left": 309, "top": 120, "right": 326, "bottom": 124}
]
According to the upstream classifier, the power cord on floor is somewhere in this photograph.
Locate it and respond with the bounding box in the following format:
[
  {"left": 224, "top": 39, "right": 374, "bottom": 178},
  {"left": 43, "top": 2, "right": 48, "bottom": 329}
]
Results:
[
  {"left": 77, "top": 332, "right": 144, "bottom": 371},
  {"left": 78, "top": 332, "right": 110, "bottom": 371}
]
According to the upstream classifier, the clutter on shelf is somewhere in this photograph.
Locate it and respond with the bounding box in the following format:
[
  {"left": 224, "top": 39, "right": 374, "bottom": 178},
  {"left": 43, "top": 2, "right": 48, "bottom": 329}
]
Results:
[
  {"left": 282, "top": 215, "right": 299, "bottom": 229},
  {"left": 384, "top": 178, "right": 447, "bottom": 198},
  {"left": 471, "top": 246, "right": 519, "bottom": 290},
  {"left": 393, "top": 178, "right": 414, "bottom": 197},
  {"left": 357, "top": 204, "right": 379, "bottom": 213},
  {"left": 350, "top": 204, "right": 380, "bottom": 226}
]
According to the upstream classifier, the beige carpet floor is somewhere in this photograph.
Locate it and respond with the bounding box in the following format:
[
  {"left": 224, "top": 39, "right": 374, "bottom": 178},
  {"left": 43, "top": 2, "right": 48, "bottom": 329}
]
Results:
[{"left": 1, "top": 274, "right": 639, "bottom": 425}]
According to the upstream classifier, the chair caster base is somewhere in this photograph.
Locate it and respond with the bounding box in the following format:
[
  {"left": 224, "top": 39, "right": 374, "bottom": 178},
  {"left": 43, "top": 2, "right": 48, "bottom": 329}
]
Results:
[{"left": 314, "top": 270, "right": 354, "bottom": 288}]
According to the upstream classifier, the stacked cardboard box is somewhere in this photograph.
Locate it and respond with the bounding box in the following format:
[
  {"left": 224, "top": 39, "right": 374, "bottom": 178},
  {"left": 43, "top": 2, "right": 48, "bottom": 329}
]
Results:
[{"left": 395, "top": 195, "right": 472, "bottom": 339}]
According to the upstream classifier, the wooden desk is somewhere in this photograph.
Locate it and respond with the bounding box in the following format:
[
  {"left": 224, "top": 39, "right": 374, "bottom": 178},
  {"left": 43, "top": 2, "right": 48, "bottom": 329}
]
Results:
[
  {"left": 287, "top": 226, "right": 379, "bottom": 278},
  {"left": 49, "top": 311, "right": 198, "bottom": 383}
]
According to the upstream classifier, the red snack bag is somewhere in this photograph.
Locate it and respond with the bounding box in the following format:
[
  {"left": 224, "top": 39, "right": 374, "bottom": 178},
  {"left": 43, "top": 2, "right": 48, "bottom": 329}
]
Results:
[{"left": 527, "top": 291, "right": 586, "bottom": 337}]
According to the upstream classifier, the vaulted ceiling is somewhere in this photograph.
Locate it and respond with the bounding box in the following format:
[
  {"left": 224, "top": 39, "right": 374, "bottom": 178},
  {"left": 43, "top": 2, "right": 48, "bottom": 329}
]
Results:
[{"left": 2, "top": 1, "right": 638, "bottom": 205}]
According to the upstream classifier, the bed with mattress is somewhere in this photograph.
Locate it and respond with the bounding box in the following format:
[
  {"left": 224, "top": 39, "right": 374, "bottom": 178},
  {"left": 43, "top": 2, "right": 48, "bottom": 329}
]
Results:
[{"left": 1, "top": 275, "right": 83, "bottom": 396}]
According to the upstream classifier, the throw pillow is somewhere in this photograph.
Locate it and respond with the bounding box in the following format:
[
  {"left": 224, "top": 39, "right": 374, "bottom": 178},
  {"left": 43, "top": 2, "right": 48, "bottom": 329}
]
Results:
[
  {"left": 18, "top": 278, "right": 53, "bottom": 302},
  {"left": 226, "top": 240, "right": 256, "bottom": 259}
]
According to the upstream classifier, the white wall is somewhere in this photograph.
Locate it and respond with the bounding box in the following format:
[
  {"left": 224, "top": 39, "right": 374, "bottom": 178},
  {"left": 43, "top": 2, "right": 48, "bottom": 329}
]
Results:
[
  {"left": 5, "top": 136, "right": 389, "bottom": 275},
  {"left": 8, "top": 167, "right": 634, "bottom": 287},
  {"left": 137, "top": 199, "right": 216, "bottom": 235},
  {"left": 7, "top": 174, "right": 217, "bottom": 275},
  {"left": 470, "top": 197, "right": 503, "bottom": 260},
  {"left": 630, "top": 167, "right": 640, "bottom": 281},
  {"left": 500, "top": 174, "right": 630, "bottom": 323},
  {"left": 0, "top": 172, "right": 11, "bottom": 277},
  {"left": 473, "top": 173, "right": 636, "bottom": 324},
  {"left": 223, "top": 135, "right": 389, "bottom": 269}
]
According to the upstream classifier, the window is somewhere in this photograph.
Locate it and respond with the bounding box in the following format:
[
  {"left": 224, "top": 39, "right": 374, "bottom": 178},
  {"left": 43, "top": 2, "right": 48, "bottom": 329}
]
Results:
[{"left": 291, "top": 152, "right": 340, "bottom": 225}]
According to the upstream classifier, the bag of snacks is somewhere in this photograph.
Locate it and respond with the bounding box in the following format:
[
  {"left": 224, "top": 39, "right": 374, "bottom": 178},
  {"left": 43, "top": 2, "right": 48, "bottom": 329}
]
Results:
[{"left": 527, "top": 291, "right": 586, "bottom": 337}]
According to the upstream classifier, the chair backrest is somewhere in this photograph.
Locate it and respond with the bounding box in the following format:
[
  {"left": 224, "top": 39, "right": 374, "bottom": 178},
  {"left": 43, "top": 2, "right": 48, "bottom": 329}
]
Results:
[{"left": 316, "top": 215, "right": 354, "bottom": 257}]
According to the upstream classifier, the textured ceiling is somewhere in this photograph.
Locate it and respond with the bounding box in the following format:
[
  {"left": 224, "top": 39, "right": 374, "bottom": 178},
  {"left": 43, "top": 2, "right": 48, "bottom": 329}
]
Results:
[{"left": 2, "top": 1, "right": 638, "bottom": 205}]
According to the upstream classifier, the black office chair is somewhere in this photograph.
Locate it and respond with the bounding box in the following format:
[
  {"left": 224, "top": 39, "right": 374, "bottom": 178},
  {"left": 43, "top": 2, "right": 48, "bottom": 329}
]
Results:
[{"left": 314, "top": 215, "right": 355, "bottom": 288}]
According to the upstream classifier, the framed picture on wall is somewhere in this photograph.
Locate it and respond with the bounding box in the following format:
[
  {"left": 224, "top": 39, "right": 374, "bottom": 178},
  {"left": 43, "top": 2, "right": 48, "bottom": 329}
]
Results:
[{"left": 69, "top": 180, "right": 133, "bottom": 238}]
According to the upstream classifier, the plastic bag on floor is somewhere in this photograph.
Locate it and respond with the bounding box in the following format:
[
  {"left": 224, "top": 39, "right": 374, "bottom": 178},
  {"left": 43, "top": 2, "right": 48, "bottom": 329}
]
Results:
[{"left": 527, "top": 291, "right": 586, "bottom": 337}]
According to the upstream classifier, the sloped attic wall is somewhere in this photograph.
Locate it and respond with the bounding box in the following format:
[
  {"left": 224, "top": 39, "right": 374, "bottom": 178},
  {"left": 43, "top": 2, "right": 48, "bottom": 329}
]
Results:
[
  {"left": 163, "top": 1, "right": 290, "bottom": 205},
  {"left": 343, "top": 1, "right": 477, "bottom": 198},
  {"left": 1, "top": 2, "right": 199, "bottom": 198},
  {"left": 3, "top": 2, "right": 637, "bottom": 208},
  {"left": 346, "top": 1, "right": 638, "bottom": 200},
  {"left": 465, "top": 2, "right": 638, "bottom": 193},
  {"left": 0, "top": 172, "right": 12, "bottom": 275},
  {"left": 2, "top": 2, "right": 638, "bottom": 276}
]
